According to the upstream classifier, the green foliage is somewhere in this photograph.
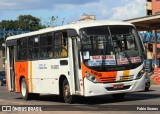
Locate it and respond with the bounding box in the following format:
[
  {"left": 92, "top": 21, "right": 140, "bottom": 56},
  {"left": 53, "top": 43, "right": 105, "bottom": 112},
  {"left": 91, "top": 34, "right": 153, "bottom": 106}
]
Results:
[
  {"left": 0, "top": 15, "right": 65, "bottom": 32},
  {"left": 18, "top": 15, "right": 44, "bottom": 31},
  {"left": 0, "top": 15, "right": 45, "bottom": 31}
]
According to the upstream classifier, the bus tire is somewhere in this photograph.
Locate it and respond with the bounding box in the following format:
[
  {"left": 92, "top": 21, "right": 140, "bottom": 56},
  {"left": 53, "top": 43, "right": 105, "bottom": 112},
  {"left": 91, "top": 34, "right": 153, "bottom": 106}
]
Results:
[
  {"left": 145, "top": 87, "right": 149, "bottom": 91},
  {"left": 63, "top": 79, "right": 74, "bottom": 104},
  {"left": 112, "top": 93, "right": 125, "bottom": 101},
  {"left": 21, "top": 78, "right": 30, "bottom": 100}
]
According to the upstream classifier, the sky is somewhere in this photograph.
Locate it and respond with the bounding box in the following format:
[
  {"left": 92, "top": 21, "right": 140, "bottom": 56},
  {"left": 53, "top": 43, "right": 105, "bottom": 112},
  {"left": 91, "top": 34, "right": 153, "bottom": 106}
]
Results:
[{"left": 0, "top": 0, "right": 146, "bottom": 25}]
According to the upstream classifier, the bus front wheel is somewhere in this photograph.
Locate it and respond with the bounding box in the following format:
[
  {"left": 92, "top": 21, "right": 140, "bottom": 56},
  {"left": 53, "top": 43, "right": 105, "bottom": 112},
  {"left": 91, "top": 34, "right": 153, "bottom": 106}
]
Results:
[
  {"left": 21, "top": 78, "right": 30, "bottom": 100},
  {"left": 63, "top": 79, "right": 74, "bottom": 104}
]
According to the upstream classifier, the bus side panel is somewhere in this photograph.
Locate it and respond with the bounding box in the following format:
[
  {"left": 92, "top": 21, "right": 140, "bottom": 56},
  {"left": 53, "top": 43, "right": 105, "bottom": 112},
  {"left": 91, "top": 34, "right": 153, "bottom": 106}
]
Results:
[
  {"left": 15, "top": 61, "right": 28, "bottom": 93},
  {"left": 30, "top": 59, "right": 68, "bottom": 94}
]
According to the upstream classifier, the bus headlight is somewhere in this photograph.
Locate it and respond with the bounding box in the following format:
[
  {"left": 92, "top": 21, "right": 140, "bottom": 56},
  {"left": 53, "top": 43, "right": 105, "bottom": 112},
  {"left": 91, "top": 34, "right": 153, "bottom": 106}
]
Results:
[
  {"left": 136, "top": 69, "right": 145, "bottom": 79},
  {"left": 85, "top": 71, "right": 99, "bottom": 83}
]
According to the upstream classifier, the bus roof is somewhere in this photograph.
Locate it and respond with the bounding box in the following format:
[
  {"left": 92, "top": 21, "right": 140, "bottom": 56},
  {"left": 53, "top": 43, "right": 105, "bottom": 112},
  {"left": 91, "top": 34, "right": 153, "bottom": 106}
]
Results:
[{"left": 6, "top": 20, "right": 133, "bottom": 41}]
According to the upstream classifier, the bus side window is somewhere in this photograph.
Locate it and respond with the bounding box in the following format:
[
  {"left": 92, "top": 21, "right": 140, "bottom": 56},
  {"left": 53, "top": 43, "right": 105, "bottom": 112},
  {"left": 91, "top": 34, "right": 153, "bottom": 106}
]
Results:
[
  {"left": 54, "top": 31, "right": 68, "bottom": 58},
  {"left": 40, "top": 33, "right": 53, "bottom": 59},
  {"left": 28, "top": 36, "right": 40, "bottom": 60},
  {"left": 54, "top": 33, "right": 61, "bottom": 57},
  {"left": 17, "top": 38, "right": 27, "bottom": 61}
]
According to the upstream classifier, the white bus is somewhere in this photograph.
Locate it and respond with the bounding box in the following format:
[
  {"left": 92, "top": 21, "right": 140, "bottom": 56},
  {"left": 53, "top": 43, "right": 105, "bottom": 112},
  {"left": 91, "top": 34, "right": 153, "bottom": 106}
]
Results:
[{"left": 5, "top": 20, "right": 146, "bottom": 103}]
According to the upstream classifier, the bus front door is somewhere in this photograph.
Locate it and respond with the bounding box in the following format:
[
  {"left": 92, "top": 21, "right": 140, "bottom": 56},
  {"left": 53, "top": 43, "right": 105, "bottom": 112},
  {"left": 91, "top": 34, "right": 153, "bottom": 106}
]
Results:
[
  {"left": 8, "top": 46, "right": 15, "bottom": 91},
  {"left": 72, "top": 38, "right": 81, "bottom": 93}
]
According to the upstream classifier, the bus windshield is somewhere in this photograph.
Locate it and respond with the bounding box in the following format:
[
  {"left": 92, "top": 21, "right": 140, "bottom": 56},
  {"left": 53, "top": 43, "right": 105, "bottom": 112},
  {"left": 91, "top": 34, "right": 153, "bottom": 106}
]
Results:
[{"left": 80, "top": 26, "right": 142, "bottom": 68}]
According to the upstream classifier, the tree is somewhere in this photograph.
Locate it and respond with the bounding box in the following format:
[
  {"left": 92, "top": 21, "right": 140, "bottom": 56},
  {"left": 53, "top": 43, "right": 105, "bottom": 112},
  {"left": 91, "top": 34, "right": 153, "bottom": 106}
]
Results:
[
  {"left": 0, "top": 15, "right": 45, "bottom": 31},
  {"left": 17, "top": 15, "right": 45, "bottom": 31},
  {"left": 0, "top": 20, "right": 15, "bottom": 30},
  {"left": 0, "top": 14, "right": 66, "bottom": 32}
]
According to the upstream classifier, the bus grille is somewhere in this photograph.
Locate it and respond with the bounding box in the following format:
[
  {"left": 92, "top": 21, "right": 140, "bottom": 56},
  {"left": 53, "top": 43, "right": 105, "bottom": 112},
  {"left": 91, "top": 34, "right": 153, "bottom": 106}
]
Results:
[{"left": 99, "top": 77, "right": 116, "bottom": 83}]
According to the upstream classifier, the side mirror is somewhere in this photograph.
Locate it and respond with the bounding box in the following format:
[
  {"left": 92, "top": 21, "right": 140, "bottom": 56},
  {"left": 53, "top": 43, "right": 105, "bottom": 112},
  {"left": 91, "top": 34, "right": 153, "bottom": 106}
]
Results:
[{"left": 67, "top": 29, "right": 78, "bottom": 37}]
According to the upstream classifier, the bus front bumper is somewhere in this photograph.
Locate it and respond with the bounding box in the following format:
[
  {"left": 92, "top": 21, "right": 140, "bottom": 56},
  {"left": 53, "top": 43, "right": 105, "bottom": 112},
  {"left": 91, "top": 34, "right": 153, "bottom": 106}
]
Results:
[{"left": 83, "top": 74, "right": 146, "bottom": 96}]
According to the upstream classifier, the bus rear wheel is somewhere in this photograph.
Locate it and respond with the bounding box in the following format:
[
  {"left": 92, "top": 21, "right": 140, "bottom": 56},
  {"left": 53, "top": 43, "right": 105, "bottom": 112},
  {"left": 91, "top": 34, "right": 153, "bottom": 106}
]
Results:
[
  {"left": 63, "top": 79, "right": 74, "bottom": 104},
  {"left": 21, "top": 78, "right": 30, "bottom": 100}
]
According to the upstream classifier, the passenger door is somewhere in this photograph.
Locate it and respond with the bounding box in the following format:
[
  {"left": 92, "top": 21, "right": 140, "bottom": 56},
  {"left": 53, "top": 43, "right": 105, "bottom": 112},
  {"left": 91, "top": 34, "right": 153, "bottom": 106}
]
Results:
[
  {"left": 7, "top": 46, "right": 16, "bottom": 91},
  {"left": 71, "top": 38, "right": 81, "bottom": 93}
]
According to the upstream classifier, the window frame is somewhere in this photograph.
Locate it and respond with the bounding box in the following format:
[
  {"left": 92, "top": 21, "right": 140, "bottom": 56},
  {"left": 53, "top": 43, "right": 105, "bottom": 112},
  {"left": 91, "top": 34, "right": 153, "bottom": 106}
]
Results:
[
  {"left": 28, "top": 35, "right": 40, "bottom": 60},
  {"left": 39, "top": 32, "right": 54, "bottom": 59}
]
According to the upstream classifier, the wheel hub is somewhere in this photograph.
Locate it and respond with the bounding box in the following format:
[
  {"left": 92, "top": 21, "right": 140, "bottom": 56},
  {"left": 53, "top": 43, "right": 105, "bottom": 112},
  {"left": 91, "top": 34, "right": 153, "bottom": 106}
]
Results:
[
  {"left": 64, "top": 85, "right": 70, "bottom": 98},
  {"left": 21, "top": 82, "right": 26, "bottom": 96}
]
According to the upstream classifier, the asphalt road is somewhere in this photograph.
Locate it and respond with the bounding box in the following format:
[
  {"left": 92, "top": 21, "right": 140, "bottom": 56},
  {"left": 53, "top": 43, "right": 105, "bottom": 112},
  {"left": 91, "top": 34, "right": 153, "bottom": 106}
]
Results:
[{"left": 0, "top": 85, "right": 160, "bottom": 113}]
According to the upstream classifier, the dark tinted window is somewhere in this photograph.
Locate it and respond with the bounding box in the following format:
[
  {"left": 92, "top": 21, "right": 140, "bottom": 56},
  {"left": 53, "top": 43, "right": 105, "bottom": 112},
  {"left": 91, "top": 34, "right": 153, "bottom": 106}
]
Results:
[
  {"left": 40, "top": 33, "right": 53, "bottom": 59},
  {"left": 17, "top": 38, "right": 28, "bottom": 60},
  {"left": 0, "top": 71, "right": 5, "bottom": 77},
  {"left": 28, "top": 36, "right": 40, "bottom": 60}
]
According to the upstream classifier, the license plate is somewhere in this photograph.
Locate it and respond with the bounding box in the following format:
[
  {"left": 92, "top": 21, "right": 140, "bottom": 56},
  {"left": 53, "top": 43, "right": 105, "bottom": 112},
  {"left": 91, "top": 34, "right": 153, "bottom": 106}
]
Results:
[{"left": 113, "top": 84, "right": 124, "bottom": 89}]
